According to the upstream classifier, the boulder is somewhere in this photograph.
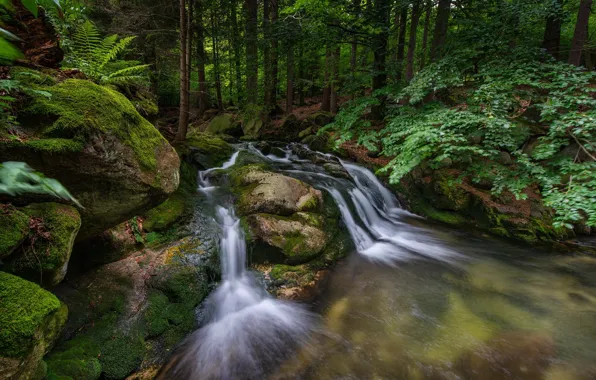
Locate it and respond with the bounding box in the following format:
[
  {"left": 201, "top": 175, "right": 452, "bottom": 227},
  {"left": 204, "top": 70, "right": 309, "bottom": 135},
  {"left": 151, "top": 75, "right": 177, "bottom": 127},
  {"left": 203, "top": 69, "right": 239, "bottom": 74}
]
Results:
[
  {"left": 0, "top": 205, "right": 29, "bottom": 259},
  {"left": 230, "top": 165, "right": 322, "bottom": 216},
  {"left": 247, "top": 213, "right": 331, "bottom": 264},
  {"left": 183, "top": 132, "right": 235, "bottom": 169},
  {"left": 242, "top": 118, "right": 264, "bottom": 139},
  {"left": 0, "top": 79, "right": 180, "bottom": 240},
  {"left": 205, "top": 114, "right": 243, "bottom": 137},
  {"left": 3, "top": 203, "right": 81, "bottom": 286},
  {"left": 0, "top": 272, "right": 68, "bottom": 380}
]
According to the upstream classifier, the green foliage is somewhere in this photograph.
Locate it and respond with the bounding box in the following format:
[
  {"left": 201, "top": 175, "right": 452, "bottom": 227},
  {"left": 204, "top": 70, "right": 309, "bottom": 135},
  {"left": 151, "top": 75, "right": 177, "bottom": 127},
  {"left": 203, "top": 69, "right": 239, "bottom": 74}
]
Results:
[
  {"left": 329, "top": 54, "right": 596, "bottom": 229},
  {"left": 66, "top": 20, "right": 149, "bottom": 86}
]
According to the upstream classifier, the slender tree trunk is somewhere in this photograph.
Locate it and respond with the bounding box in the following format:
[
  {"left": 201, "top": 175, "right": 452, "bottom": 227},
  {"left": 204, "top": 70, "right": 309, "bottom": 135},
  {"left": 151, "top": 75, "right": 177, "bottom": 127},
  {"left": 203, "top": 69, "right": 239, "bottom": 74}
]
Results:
[
  {"left": 420, "top": 0, "right": 431, "bottom": 69},
  {"left": 230, "top": 0, "right": 242, "bottom": 104},
  {"left": 187, "top": 0, "right": 192, "bottom": 96},
  {"left": 270, "top": 0, "right": 279, "bottom": 104},
  {"left": 196, "top": 0, "right": 208, "bottom": 116},
  {"left": 211, "top": 10, "right": 224, "bottom": 112},
  {"left": 330, "top": 45, "right": 340, "bottom": 114},
  {"left": 298, "top": 42, "right": 305, "bottom": 105},
  {"left": 177, "top": 0, "right": 189, "bottom": 141},
  {"left": 406, "top": 1, "right": 421, "bottom": 81},
  {"left": 321, "top": 45, "right": 331, "bottom": 112},
  {"left": 569, "top": 0, "right": 592, "bottom": 66},
  {"left": 351, "top": 0, "right": 359, "bottom": 73},
  {"left": 396, "top": 5, "right": 407, "bottom": 81},
  {"left": 542, "top": 0, "right": 562, "bottom": 59},
  {"left": 286, "top": 43, "right": 294, "bottom": 114},
  {"left": 264, "top": 0, "right": 272, "bottom": 108},
  {"left": 245, "top": 0, "right": 258, "bottom": 104},
  {"left": 371, "top": 0, "right": 389, "bottom": 119},
  {"left": 430, "top": 0, "right": 451, "bottom": 62}
]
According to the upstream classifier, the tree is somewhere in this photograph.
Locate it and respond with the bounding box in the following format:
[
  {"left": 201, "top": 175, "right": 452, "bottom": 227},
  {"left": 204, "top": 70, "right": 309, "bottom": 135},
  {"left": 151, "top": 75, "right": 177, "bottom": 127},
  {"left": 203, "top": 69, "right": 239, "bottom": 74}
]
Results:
[
  {"left": 406, "top": 0, "right": 421, "bottom": 81},
  {"left": 430, "top": 0, "right": 450, "bottom": 62},
  {"left": 569, "top": 0, "right": 592, "bottom": 66},
  {"left": 395, "top": 4, "right": 408, "bottom": 81},
  {"left": 419, "top": 0, "right": 431, "bottom": 69},
  {"left": 371, "top": 0, "right": 390, "bottom": 119},
  {"left": 196, "top": 0, "right": 209, "bottom": 117},
  {"left": 177, "top": 0, "right": 189, "bottom": 141},
  {"left": 245, "top": 0, "right": 258, "bottom": 105},
  {"left": 542, "top": 0, "right": 563, "bottom": 59}
]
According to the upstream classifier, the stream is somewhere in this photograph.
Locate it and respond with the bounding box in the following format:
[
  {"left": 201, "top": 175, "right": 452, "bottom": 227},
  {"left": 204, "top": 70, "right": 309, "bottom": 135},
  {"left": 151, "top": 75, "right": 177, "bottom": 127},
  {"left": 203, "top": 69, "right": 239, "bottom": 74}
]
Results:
[{"left": 163, "top": 143, "right": 596, "bottom": 379}]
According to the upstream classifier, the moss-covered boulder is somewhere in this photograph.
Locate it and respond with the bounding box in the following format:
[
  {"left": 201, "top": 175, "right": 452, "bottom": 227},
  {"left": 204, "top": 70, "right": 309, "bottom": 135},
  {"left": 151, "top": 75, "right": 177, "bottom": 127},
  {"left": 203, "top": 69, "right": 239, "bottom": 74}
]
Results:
[
  {"left": 0, "top": 78, "right": 180, "bottom": 239},
  {"left": 247, "top": 213, "right": 331, "bottom": 264},
  {"left": 181, "top": 132, "right": 235, "bottom": 169},
  {"left": 230, "top": 165, "right": 322, "bottom": 216},
  {"left": 0, "top": 272, "right": 68, "bottom": 380},
  {"left": 3, "top": 203, "right": 81, "bottom": 286},
  {"left": 242, "top": 118, "right": 263, "bottom": 139},
  {"left": 205, "top": 114, "right": 242, "bottom": 137},
  {"left": 0, "top": 205, "right": 29, "bottom": 259}
]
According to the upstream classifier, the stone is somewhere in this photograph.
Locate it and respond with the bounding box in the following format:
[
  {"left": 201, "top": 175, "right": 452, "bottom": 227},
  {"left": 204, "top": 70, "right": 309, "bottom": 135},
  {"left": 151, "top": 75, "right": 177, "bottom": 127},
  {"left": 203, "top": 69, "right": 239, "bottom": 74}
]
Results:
[
  {"left": 205, "top": 114, "right": 243, "bottom": 137},
  {"left": 231, "top": 165, "right": 322, "bottom": 216},
  {"left": 3, "top": 203, "right": 81, "bottom": 286},
  {"left": 0, "top": 79, "right": 180, "bottom": 240},
  {"left": 0, "top": 272, "right": 68, "bottom": 380},
  {"left": 183, "top": 132, "right": 235, "bottom": 169},
  {"left": 247, "top": 213, "right": 331, "bottom": 264},
  {"left": 242, "top": 118, "right": 264, "bottom": 139},
  {"left": 0, "top": 205, "right": 29, "bottom": 259}
]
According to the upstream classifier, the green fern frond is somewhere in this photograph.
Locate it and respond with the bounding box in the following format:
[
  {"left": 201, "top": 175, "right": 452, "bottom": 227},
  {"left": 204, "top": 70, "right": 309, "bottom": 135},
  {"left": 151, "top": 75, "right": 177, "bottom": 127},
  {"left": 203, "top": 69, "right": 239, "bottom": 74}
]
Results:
[
  {"left": 71, "top": 21, "right": 102, "bottom": 72},
  {"left": 96, "top": 34, "right": 118, "bottom": 62},
  {"left": 99, "top": 36, "right": 137, "bottom": 70}
]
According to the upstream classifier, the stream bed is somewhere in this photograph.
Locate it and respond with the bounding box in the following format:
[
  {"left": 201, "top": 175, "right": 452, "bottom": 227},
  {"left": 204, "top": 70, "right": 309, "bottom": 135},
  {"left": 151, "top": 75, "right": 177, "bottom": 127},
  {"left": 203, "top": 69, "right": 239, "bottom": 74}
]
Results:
[{"left": 168, "top": 143, "right": 596, "bottom": 380}]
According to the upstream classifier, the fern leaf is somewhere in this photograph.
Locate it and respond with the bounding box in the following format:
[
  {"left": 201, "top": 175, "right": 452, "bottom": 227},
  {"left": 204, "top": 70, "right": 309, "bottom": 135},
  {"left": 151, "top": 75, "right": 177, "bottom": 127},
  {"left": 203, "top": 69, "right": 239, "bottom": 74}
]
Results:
[
  {"left": 99, "top": 36, "right": 137, "bottom": 70},
  {"left": 71, "top": 21, "right": 102, "bottom": 73}
]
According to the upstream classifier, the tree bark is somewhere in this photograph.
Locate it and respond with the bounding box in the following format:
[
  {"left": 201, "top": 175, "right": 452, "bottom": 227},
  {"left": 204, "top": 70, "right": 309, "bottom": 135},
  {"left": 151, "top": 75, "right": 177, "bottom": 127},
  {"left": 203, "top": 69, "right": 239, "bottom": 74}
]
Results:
[
  {"left": 330, "top": 45, "right": 340, "bottom": 114},
  {"left": 230, "top": 0, "right": 243, "bottom": 104},
  {"left": 264, "top": 0, "right": 272, "bottom": 107},
  {"left": 211, "top": 9, "right": 224, "bottom": 112},
  {"left": 245, "top": 0, "right": 258, "bottom": 104},
  {"left": 396, "top": 5, "right": 407, "bottom": 81},
  {"left": 286, "top": 43, "right": 294, "bottom": 114},
  {"left": 298, "top": 42, "right": 305, "bottom": 105},
  {"left": 196, "top": 0, "right": 208, "bottom": 117},
  {"left": 542, "top": 0, "right": 562, "bottom": 59},
  {"left": 371, "top": 0, "right": 389, "bottom": 119},
  {"left": 569, "top": 0, "right": 592, "bottom": 66},
  {"left": 177, "top": 0, "right": 189, "bottom": 141},
  {"left": 321, "top": 45, "right": 331, "bottom": 112},
  {"left": 430, "top": 0, "right": 451, "bottom": 62},
  {"left": 270, "top": 0, "right": 279, "bottom": 104},
  {"left": 406, "top": 1, "right": 421, "bottom": 81},
  {"left": 420, "top": 0, "right": 431, "bottom": 69},
  {"left": 350, "top": 0, "right": 360, "bottom": 73}
]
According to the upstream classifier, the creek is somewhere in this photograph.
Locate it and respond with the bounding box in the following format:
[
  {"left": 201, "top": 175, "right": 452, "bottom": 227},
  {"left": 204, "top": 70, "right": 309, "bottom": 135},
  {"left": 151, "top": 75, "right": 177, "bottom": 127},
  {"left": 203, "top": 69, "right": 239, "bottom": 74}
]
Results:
[{"left": 163, "top": 143, "right": 596, "bottom": 379}]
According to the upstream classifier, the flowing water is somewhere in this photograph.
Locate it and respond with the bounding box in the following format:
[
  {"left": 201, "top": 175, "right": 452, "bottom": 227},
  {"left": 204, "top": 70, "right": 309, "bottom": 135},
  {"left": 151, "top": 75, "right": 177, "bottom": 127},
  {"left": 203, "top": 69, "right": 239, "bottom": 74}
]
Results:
[{"left": 164, "top": 143, "right": 596, "bottom": 380}]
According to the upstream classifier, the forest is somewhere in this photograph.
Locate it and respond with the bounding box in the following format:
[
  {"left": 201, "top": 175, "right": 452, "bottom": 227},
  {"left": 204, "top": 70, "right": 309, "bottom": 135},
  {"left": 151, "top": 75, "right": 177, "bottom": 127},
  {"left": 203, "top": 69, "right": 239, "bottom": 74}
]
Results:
[{"left": 1, "top": 0, "right": 596, "bottom": 379}]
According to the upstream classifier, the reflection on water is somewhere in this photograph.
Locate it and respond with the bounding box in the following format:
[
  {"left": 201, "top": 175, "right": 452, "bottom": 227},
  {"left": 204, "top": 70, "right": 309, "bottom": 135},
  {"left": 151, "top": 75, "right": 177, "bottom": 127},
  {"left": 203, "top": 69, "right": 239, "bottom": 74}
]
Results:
[{"left": 274, "top": 228, "right": 596, "bottom": 380}]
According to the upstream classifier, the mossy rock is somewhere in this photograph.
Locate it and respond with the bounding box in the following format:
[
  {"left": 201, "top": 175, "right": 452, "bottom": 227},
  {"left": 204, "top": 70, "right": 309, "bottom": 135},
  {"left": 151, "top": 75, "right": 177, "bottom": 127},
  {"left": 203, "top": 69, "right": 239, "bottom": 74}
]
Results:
[
  {"left": 0, "top": 205, "right": 29, "bottom": 259},
  {"left": 3, "top": 203, "right": 81, "bottom": 286},
  {"left": 0, "top": 272, "right": 68, "bottom": 380},
  {"left": 0, "top": 78, "right": 180, "bottom": 239},
  {"left": 205, "top": 114, "right": 242, "bottom": 137},
  {"left": 182, "top": 132, "right": 235, "bottom": 169},
  {"left": 143, "top": 193, "right": 187, "bottom": 232},
  {"left": 242, "top": 118, "right": 263, "bottom": 139}
]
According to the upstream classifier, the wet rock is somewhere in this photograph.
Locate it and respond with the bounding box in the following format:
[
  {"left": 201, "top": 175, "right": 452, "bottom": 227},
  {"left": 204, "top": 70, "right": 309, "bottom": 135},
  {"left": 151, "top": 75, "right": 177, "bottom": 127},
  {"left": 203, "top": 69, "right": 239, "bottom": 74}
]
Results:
[
  {"left": 231, "top": 165, "right": 322, "bottom": 216},
  {"left": 498, "top": 151, "right": 513, "bottom": 165},
  {"left": 323, "top": 163, "right": 351, "bottom": 179},
  {"left": 0, "top": 272, "right": 68, "bottom": 380},
  {"left": 205, "top": 114, "right": 243, "bottom": 137},
  {"left": 242, "top": 118, "right": 264, "bottom": 139},
  {"left": 459, "top": 332, "right": 555, "bottom": 380},
  {"left": 3, "top": 203, "right": 81, "bottom": 286},
  {"left": 305, "top": 111, "right": 334, "bottom": 127},
  {"left": 290, "top": 144, "right": 340, "bottom": 165},
  {"left": 247, "top": 213, "right": 331, "bottom": 264},
  {"left": 183, "top": 132, "right": 235, "bottom": 169},
  {"left": 0, "top": 205, "right": 29, "bottom": 259},
  {"left": 0, "top": 79, "right": 180, "bottom": 240}
]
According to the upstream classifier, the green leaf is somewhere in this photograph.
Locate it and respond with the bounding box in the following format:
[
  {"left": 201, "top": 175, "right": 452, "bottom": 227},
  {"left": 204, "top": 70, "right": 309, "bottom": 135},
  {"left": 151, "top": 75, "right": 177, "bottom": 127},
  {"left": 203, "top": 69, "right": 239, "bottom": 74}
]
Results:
[
  {"left": 0, "top": 27, "right": 21, "bottom": 41},
  {"left": 0, "top": 38, "right": 23, "bottom": 62},
  {"left": 21, "top": 0, "right": 38, "bottom": 17}
]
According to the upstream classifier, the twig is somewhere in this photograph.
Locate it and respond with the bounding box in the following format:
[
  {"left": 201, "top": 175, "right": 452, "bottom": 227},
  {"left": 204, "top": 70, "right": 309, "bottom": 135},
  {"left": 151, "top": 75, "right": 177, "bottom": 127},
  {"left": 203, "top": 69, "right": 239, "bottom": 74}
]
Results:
[{"left": 570, "top": 133, "right": 596, "bottom": 161}]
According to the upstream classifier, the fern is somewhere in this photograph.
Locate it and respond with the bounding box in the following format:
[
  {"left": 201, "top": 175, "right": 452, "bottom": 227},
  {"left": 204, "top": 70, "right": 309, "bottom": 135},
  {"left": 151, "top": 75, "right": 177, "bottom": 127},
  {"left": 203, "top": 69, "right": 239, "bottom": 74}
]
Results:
[{"left": 67, "top": 21, "right": 148, "bottom": 86}]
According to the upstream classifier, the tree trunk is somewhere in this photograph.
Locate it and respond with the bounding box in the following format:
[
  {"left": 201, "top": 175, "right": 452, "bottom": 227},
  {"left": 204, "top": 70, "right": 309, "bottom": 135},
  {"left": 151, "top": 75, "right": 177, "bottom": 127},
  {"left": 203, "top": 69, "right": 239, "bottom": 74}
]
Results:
[
  {"left": 430, "top": 0, "right": 451, "bottom": 62},
  {"left": 420, "top": 0, "right": 431, "bottom": 69},
  {"left": 321, "top": 45, "right": 331, "bottom": 112},
  {"left": 406, "top": 0, "right": 421, "bottom": 81},
  {"left": 196, "top": 0, "right": 208, "bottom": 117},
  {"left": 230, "top": 0, "right": 243, "bottom": 104},
  {"left": 264, "top": 0, "right": 272, "bottom": 107},
  {"left": 286, "top": 43, "right": 294, "bottom": 114},
  {"left": 298, "top": 42, "right": 305, "bottom": 105},
  {"left": 350, "top": 0, "right": 359, "bottom": 73},
  {"left": 330, "top": 45, "right": 340, "bottom": 114},
  {"left": 371, "top": 0, "right": 389, "bottom": 119},
  {"left": 569, "top": 0, "right": 592, "bottom": 66},
  {"left": 177, "top": 0, "right": 189, "bottom": 141},
  {"left": 542, "top": 0, "right": 562, "bottom": 59},
  {"left": 212, "top": 9, "right": 224, "bottom": 112},
  {"left": 396, "top": 5, "right": 407, "bottom": 81},
  {"left": 270, "top": 0, "right": 279, "bottom": 104},
  {"left": 245, "top": 0, "right": 258, "bottom": 104}
]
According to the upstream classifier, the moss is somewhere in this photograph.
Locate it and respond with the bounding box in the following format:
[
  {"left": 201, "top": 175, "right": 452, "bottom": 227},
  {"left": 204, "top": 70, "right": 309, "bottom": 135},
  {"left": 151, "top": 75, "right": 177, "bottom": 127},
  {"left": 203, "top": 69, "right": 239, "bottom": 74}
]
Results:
[
  {"left": 4, "top": 203, "right": 81, "bottom": 286},
  {"left": 0, "top": 204, "right": 29, "bottom": 258},
  {"left": 183, "top": 132, "right": 235, "bottom": 168},
  {"left": 12, "top": 79, "right": 167, "bottom": 170},
  {"left": 33, "top": 360, "right": 48, "bottom": 380},
  {"left": 10, "top": 67, "right": 57, "bottom": 86},
  {"left": 143, "top": 193, "right": 186, "bottom": 232},
  {"left": 46, "top": 357, "right": 101, "bottom": 380},
  {"left": 0, "top": 271, "right": 66, "bottom": 358},
  {"left": 99, "top": 334, "right": 145, "bottom": 379},
  {"left": 206, "top": 114, "right": 233, "bottom": 134}
]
